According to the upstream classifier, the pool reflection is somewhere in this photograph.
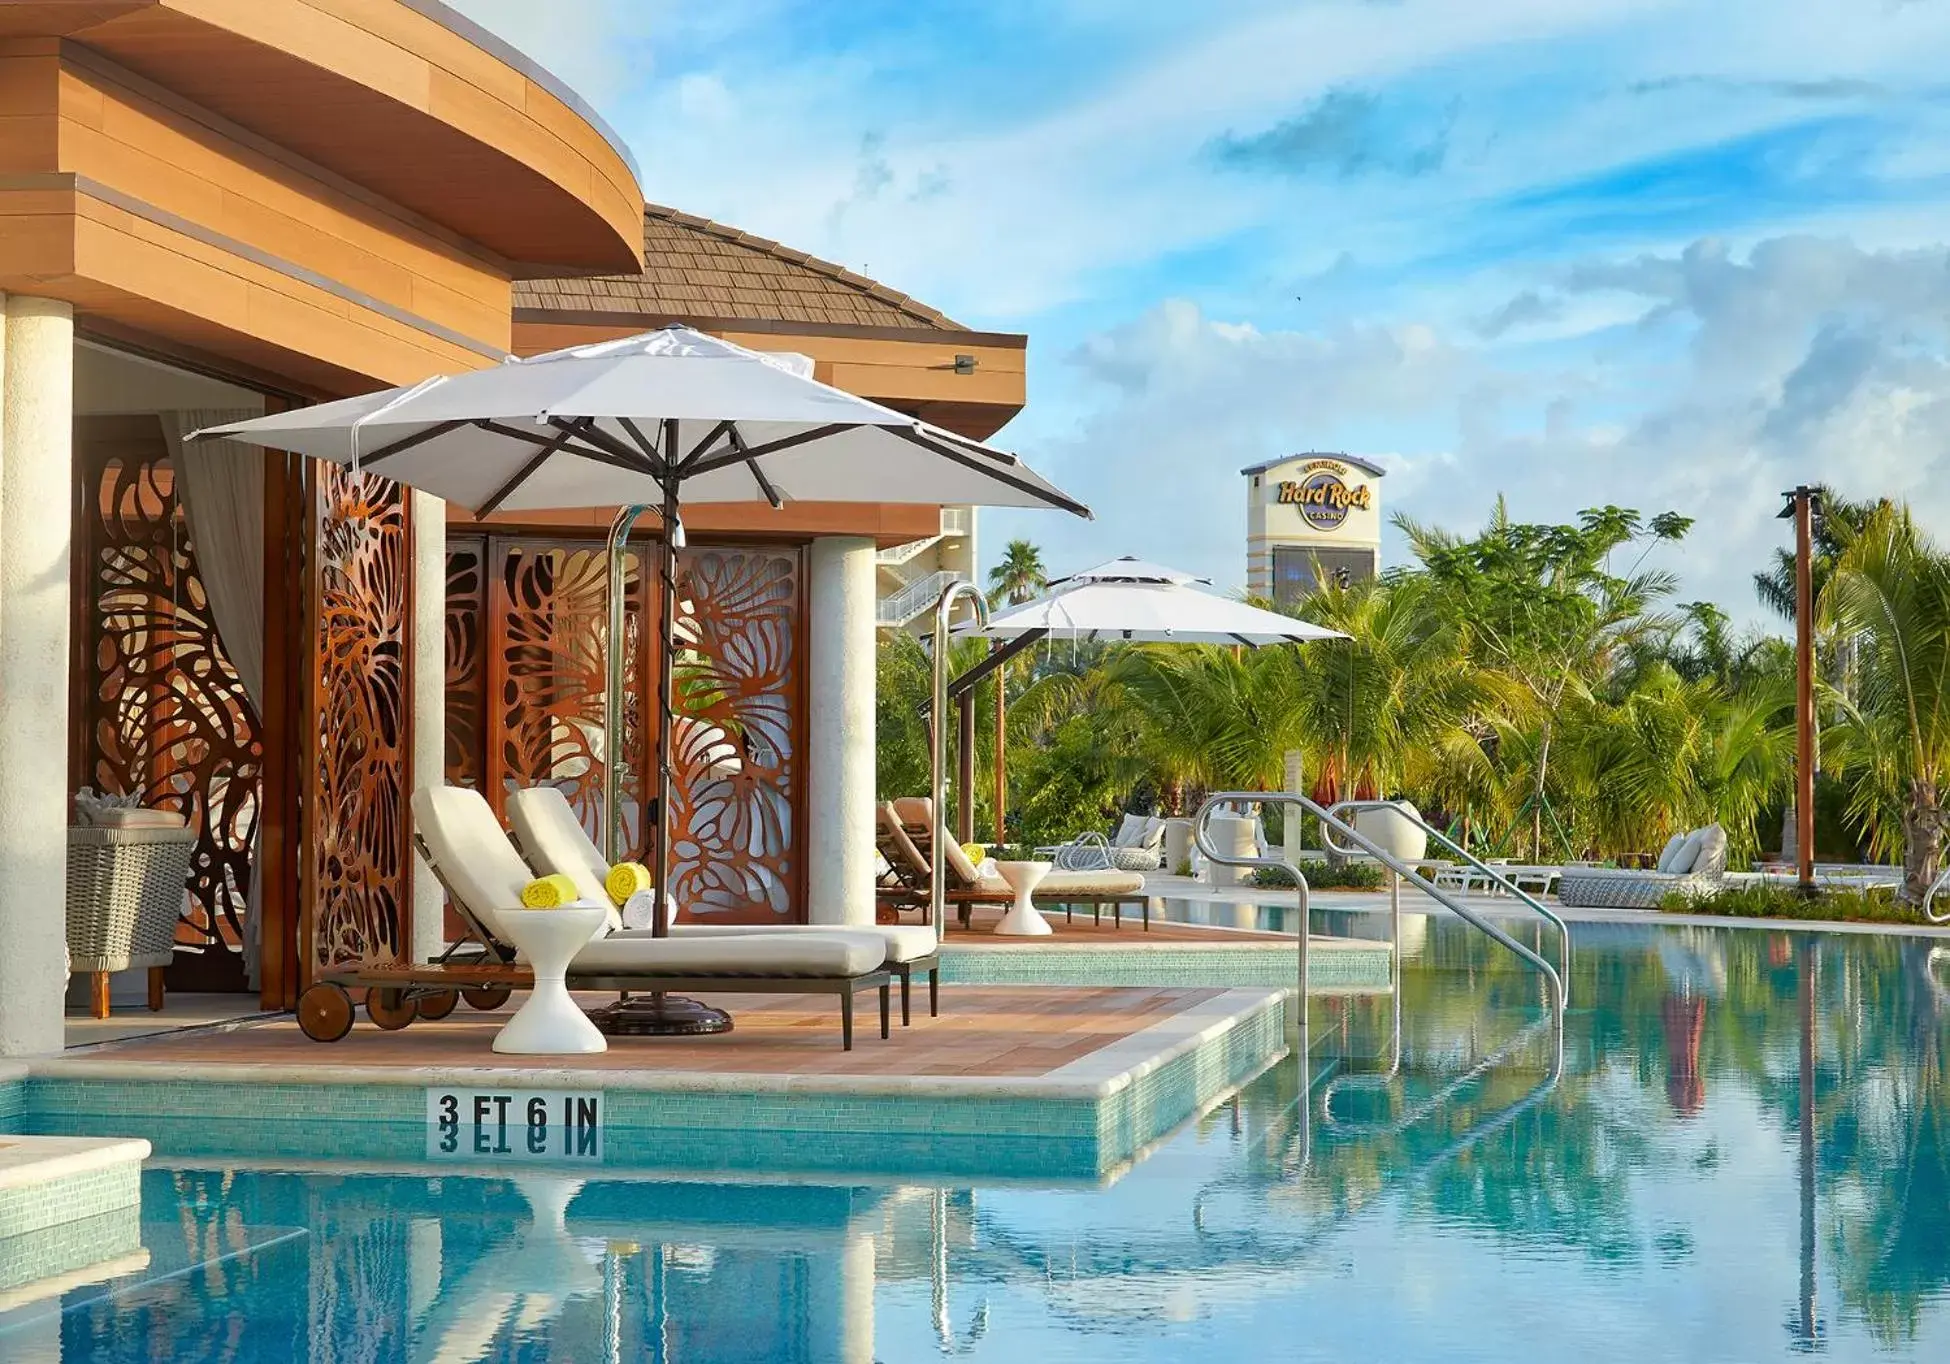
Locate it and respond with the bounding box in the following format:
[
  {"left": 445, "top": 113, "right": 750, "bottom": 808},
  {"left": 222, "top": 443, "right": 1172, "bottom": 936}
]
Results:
[{"left": 12, "top": 921, "right": 1950, "bottom": 1362}]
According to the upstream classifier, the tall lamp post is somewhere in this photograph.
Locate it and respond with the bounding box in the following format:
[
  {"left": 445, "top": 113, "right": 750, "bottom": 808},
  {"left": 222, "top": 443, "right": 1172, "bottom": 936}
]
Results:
[{"left": 1778, "top": 486, "right": 1821, "bottom": 896}]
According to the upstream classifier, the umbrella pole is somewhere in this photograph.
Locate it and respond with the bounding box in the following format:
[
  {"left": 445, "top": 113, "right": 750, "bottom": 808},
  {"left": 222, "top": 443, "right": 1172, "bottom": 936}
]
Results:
[
  {"left": 592, "top": 482, "right": 729, "bottom": 1037},
  {"left": 603, "top": 504, "right": 651, "bottom": 867}
]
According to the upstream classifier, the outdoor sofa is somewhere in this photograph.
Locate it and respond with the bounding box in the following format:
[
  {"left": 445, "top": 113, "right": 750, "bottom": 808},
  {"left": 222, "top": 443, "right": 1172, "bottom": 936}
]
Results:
[
  {"left": 1038, "top": 812, "right": 1167, "bottom": 872},
  {"left": 505, "top": 784, "right": 943, "bottom": 1023},
  {"left": 876, "top": 798, "right": 1149, "bottom": 928},
  {"left": 1556, "top": 824, "right": 1729, "bottom": 910},
  {"left": 296, "top": 786, "right": 894, "bottom": 1049}
]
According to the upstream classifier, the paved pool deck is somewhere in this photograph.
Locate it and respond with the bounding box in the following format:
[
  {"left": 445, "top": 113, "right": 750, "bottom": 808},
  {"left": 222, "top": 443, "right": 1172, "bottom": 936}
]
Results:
[{"left": 6, "top": 984, "right": 1295, "bottom": 1182}]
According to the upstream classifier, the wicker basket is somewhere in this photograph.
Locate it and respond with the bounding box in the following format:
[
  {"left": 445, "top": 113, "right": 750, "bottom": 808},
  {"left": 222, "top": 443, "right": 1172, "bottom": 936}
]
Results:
[{"left": 65, "top": 825, "right": 197, "bottom": 974}]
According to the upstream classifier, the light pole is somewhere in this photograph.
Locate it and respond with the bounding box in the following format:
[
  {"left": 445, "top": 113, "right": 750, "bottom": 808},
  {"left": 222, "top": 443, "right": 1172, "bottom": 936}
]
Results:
[{"left": 1778, "top": 486, "right": 1821, "bottom": 897}]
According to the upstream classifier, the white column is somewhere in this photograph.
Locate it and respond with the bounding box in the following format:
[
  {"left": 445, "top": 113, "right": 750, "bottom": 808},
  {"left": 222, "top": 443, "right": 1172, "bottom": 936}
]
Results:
[
  {"left": 410, "top": 489, "right": 447, "bottom": 963},
  {"left": 806, "top": 537, "right": 875, "bottom": 927},
  {"left": 1282, "top": 749, "right": 1306, "bottom": 865},
  {"left": 0, "top": 296, "right": 74, "bottom": 1057}
]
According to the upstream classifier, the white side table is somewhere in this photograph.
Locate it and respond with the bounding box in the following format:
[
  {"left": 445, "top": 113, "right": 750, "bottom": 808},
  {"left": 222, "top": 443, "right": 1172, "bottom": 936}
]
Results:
[
  {"left": 992, "top": 860, "right": 1054, "bottom": 937},
  {"left": 494, "top": 906, "right": 608, "bottom": 1055}
]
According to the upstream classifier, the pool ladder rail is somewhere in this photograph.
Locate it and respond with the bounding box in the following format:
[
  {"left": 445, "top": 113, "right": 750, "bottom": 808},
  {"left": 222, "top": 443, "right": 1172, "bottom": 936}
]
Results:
[{"left": 1190, "top": 791, "right": 1571, "bottom": 1012}]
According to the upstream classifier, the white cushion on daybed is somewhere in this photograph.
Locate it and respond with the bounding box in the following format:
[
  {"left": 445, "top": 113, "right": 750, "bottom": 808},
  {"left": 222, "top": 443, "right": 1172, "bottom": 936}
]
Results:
[
  {"left": 571, "top": 929, "right": 886, "bottom": 978},
  {"left": 413, "top": 785, "right": 616, "bottom": 944},
  {"left": 511, "top": 784, "right": 935, "bottom": 961},
  {"left": 1666, "top": 827, "right": 1708, "bottom": 874},
  {"left": 1654, "top": 833, "right": 1689, "bottom": 873},
  {"left": 506, "top": 785, "right": 675, "bottom": 929}
]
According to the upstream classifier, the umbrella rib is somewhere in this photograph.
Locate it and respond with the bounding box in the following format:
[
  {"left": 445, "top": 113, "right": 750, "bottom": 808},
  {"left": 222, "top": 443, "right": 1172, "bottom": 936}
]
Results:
[
  {"left": 887, "top": 426, "right": 1092, "bottom": 517},
  {"left": 685, "top": 423, "right": 853, "bottom": 477},
  {"left": 683, "top": 419, "right": 737, "bottom": 470},
  {"left": 532, "top": 418, "right": 662, "bottom": 475},
  {"left": 474, "top": 425, "right": 581, "bottom": 516},
  {"left": 727, "top": 426, "right": 784, "bottom": 509},
  {"left": 358, "top": 420, "right": 471, "bottom": 466},
  {"left": 614, "top": 417, "right": 670, "bottom": 477}
]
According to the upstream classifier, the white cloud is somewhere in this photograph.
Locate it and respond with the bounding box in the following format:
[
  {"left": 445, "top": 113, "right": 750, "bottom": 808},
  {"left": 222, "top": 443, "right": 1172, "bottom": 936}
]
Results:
[{"left": 1006, "top": 236, "right": 1950, "bottom": 625}]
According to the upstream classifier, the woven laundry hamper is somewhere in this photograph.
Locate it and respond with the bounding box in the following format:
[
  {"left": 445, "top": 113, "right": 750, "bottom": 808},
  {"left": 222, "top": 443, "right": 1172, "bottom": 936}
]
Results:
[{"left": 66, "top": 823, "right": 196, "bottom": 1018}]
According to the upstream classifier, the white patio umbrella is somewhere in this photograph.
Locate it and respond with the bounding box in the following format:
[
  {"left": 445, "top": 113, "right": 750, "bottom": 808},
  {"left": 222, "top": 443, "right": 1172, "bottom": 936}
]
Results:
[
  {"left": 956, "top": 555, "right": 1345, "bottom": 646},
  {"left": 193, "top": 326, "right": 1089, "bottom": 981},
  {"left": 942, "top": 555, "right": 1344, "bottom": 841}
]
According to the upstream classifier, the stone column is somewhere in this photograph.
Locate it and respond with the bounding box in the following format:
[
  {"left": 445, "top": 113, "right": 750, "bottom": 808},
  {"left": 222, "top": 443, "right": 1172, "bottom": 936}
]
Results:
[
  {"left": 806, "top": 537, "right": 875, "bottom": 927},
  {"left": 409, "top": 489, "right": 447, "bottom": 963},
  {"left": 0, "top": 296, "right": 74, "bottom": 1056}
]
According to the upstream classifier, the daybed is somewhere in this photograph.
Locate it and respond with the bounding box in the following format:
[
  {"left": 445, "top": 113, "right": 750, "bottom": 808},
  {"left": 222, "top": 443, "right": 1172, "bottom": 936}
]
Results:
[
  {"left": 295, "top": 786, "right": 892, "bottom": 1049},
  {"left": 1556, "top": 824, "right": 1729, "bottom": 910},
  {"left": 877, "top": 798, "right": 1149, "bottom": 929},
  {"left": 505, "top": 784, "right": 942, "bottom": 1023}
]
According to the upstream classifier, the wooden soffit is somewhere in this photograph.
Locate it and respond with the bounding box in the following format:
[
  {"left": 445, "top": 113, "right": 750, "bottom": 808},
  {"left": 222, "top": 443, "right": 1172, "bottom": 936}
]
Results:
[{"left": 3, "top": 0, "right": 644, "bottom": 273}]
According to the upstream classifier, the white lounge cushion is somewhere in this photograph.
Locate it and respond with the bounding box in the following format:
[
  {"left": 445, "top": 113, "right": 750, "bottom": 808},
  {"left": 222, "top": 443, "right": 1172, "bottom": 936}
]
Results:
[
  {"left": 1691, "top": 824, "right": 1729, "bottom": 878},
  {"left": 1113, "top": 813, "right": 1149, "bottom": 849},
  {"left": 570, "top": 929, "right": 886, "bottom": 978},
  {"left": 667, "top": 922, "right": 937, "bottom": 962},
  {"left": 1654, "top": 833, "right": 1688, "bottom": 874},
  {"left": 413, "top": 786, "right": 615, "bottom": 944},
  {"left": 517, "top": 785, "right": 930, "bottom": 959},
  {"left": 507, "top": 784, "right": 669, "bottom": 931},
  {"left": 973, "top": 869, "right": 1145, "bottom": 897},
  {"left": 1667, "top": 827, "right": 1708, "bottom": 875}
]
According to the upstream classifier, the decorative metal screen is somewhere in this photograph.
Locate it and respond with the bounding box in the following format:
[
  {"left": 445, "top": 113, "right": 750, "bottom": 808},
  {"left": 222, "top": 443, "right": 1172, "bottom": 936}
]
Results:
[
  {"left": 446, "top": 535, "right": 804, "bottom": 923},
  {"left": 73, "top": 419, "right": 260, "bottom": 992},
  {"left": 667, "top": 548, "right": 803, "bottom": 921},
  {"left": 306, "top": 466, "right": 413, "bottom": 970}
]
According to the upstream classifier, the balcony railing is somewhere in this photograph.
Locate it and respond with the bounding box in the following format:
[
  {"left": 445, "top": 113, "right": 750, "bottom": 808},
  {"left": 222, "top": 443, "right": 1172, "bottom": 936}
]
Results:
[{"left": 878, "top": 569, "right": 965, "bottom": 628}]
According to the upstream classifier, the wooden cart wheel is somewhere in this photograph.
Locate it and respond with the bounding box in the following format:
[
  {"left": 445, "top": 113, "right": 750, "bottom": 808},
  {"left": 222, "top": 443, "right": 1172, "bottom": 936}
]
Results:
[
  {"left": 417, "top": 989, "right": 460, "bottom": 1021},
  {"left": 297, "top": 982, "right": 355, "bottom": 1043},
  {"left": 462, "top": 984, "right": 513, "bottom": 1012},
  {"left": 366, "top": 987, "right": 418, "bottom": 1031}
]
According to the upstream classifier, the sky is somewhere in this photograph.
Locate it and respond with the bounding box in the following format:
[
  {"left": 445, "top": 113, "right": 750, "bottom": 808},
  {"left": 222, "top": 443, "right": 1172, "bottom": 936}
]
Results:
[{"left": 451, "top": 0, "right": 1950, "bottom": 625}]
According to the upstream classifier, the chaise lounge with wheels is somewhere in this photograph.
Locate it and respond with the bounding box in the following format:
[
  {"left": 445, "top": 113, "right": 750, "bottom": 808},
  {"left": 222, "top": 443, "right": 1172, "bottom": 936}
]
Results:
[
  {"left": 296, "top": 786, "right": 893, "bottom": 1049},
  {"left": 876, "top": 798, "right": 1150, "bottom": 929},
  {"left": 503, "top": 784, "right": 943, "bottom": 1024}
]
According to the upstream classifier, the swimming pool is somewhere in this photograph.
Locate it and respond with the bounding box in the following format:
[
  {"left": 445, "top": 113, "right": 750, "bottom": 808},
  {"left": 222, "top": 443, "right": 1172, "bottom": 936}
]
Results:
[{"left": 4, "top": 917, "right": 1947, "bottom": 1361}]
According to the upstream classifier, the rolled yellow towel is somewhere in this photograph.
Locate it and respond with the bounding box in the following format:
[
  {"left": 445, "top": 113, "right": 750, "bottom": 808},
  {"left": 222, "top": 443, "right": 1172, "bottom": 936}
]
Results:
[
  {"left": 520, "top": 873, "right": 579, "bottom": 909},
  {"left": 605, "top": 860, "right": 653, "bottom": 908},
  {"left": 961, "top": 842, "right": 987, "bottom": 864}
]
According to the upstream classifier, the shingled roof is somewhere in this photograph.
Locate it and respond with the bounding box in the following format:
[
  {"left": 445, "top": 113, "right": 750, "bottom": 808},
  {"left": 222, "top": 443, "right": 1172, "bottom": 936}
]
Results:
[{"left": 514, "top": 203, "right": 965, "bottom": 333}]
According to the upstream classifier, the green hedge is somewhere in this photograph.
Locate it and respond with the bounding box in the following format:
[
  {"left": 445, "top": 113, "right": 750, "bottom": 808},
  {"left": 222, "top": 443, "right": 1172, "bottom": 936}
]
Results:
[
  {"left": 1662, "top": 881, "right": 1924, "bottom": 925},
  {"left": 1252, "top": 861, "right": 1386, "bottom": 891}
]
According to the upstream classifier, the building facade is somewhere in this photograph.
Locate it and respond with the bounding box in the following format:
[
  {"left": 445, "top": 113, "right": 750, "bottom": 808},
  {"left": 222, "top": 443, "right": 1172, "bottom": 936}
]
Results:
[
  {"left": 0, "top": 0, "right": 1022, "bottom": 1056},
  {"left": 1243, "top": 452, "right": 1386, "bottom": 606}
]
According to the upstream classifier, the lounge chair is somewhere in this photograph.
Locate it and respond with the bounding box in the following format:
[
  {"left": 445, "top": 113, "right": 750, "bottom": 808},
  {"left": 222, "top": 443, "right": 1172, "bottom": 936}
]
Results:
[
  {"left": 504, "top": 784, "right": 942, "bottom": 1023},
  {"left": 1038, "top": 812, "right": 1166, "bottom": 872},
  {"left": 296, "top": 786, "right": 893, "bottom": 1049},
  {"left": 877, "top": 798, "right": 1149, "bottom": 929},
  {"left": 1557, "top": 824, "right": 1729, "bottom": 909}
]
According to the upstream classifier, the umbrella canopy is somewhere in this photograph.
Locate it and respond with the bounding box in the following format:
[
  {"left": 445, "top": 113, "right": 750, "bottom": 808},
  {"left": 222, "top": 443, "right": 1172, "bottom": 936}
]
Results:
[
  {"left": 959, "top": 556, "right": 1345, "bottom": 646},
  {"left": 193, "top": 325, "right": 1087, "bottom": 977},
  {"left": 191, "top": 326, "right": 1088, "bottom": 519}
]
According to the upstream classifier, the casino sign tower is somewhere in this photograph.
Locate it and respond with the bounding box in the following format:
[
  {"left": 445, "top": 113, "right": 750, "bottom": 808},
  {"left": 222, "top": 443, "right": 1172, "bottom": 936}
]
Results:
[{"left": 1243, "top": 453, "right": 1387, "bottom": 606}]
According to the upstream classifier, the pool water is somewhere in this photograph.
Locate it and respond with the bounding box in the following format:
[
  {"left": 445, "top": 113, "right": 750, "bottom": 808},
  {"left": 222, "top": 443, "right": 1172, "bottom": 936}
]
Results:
[{"left": 6, "top": 918, "right": 1948, "bottom": 1362}]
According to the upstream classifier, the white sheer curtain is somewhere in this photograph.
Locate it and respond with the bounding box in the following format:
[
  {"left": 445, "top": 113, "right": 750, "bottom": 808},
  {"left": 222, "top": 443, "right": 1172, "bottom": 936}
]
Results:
[{"left": 160, "top": 409, "right": 266, "bottom": 986}]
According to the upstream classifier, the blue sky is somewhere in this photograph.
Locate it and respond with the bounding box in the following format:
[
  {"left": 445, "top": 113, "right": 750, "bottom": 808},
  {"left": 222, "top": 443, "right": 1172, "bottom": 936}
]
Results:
[{"left": 455, "top": 0, "right": 1950, "bottom": 623}]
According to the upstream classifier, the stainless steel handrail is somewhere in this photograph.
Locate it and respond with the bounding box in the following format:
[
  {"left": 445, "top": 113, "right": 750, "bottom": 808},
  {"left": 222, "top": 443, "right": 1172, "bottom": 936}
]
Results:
[
  {"left": 1924, "top": 864, "right": 1950, "bottom": 924},
  {"left": 1324, "top": 799, "right": 1572, "bottom": 1003},
  {"left": 1193, "top": 792, "right": 1567, "bottom": 1016}
]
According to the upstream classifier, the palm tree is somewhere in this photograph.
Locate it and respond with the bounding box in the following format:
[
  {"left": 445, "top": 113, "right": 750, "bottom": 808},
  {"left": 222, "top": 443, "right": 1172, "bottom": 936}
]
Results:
[
  {"left": 1285, "top": 574, "right": 1503, "bottom": 828},
  {"left": 986, "top": 539, "right": 1047, "bottom": 608},
  {"left": 1820, "top": 504, "right": 1950, "bottom": 901}
]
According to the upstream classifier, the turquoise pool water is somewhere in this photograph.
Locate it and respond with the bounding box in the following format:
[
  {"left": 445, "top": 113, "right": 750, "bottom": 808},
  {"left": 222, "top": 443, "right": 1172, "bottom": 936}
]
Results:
[{"left": 5, "top": 917, "right": 1948, "bottom": 1362}]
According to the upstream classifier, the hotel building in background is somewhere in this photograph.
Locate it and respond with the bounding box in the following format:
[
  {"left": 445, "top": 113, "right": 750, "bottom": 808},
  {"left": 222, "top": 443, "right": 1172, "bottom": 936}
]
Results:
[{"left": 1243, "top": 452, "right": 1387, "bottom": 606}]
